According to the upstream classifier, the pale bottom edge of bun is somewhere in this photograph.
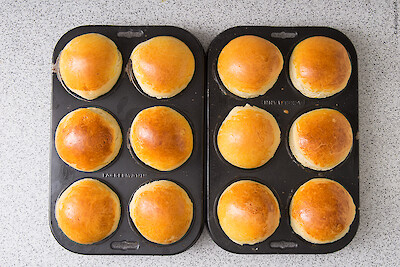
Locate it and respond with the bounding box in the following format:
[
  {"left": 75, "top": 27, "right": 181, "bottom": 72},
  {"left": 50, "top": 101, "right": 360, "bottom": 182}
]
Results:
[
  {"left": 222, "top": 75, "right": 280, "bottom": 99},
  {"left": 290, "top": 216, "right": 351, "bottom": 244},
  {"left": 288, "top": 60, "right": 344, "bottom": 99},
  {"left": 131, "top": 145, "right": 192, "bottom": 171},
  {"left": 134, "top": 74, "right": 191, "bottom": 99},
  {"left": 230, "top": 236, "right": 269, "bottom": 246},
  {"left": 129, "top": 128, "right": 193, "bottom": 172},
  {"left": 59, "top": 146, "right": 121, "bottom": 172},
  {"left": 288, "top": 123, "right": 337, "bottom": 171},
  {"left": 228, "top": 221, "right": 280, "bottom": 246}
]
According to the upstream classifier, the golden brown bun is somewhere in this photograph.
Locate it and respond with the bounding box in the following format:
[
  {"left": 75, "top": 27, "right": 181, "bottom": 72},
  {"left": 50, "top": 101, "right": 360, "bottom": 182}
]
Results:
[
  {"left": 130, "top": 36, "right": 195, "bottom": 99},
  {"left": 289, "top": 108, "right": 353, "bottom": 171},
  {"left": 130, "top": 106, "right": 193, "bottom": 171},
  {"left": 217, "top": 35, "right": 283, "bottom": 98},
  {"left": 59, "top": 33, "right": 122, "bottom": 100},
  {"left": 55, "top": 107, "right": 122, "bottom": 172},
  {"left": 217, "top": 104, "right": 280, "bottom": 169},
  {"left": 55, "top": 178, "right": 121, "bottom": 244},
  {"left": 129, "top": 180, "right": 193, "bottom": 244},
  {"left": 217, "top": 180, "right": 280, "bottom": 245},
  {"left": 290, "top": 178, "right": 356, "bottom": 244},
  {"left": 289, "top": 36, "right": 351, "bottom": 98}
]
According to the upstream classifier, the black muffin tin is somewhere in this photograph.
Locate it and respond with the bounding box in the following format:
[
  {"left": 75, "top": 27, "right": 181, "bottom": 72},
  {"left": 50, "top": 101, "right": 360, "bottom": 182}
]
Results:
[
  {"left": 206, "top": 26, "right": 359, "bottom": 254},
  {"left": 50, "top": 26, "right": 205, "bottom": 255}
]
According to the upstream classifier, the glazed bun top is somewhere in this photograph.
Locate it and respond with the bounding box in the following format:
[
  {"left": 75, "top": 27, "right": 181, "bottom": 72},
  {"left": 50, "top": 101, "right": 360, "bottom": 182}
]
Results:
[
  {"left": 130, "top": 36, "right": 195, "bottom": 99},
  {"left": 289, "top": 108, "right": 353, "bottom": 171},
  {"left": 55, "top": 178, "right": 121, "bottom": 244},
  {"left": 217, "top": 180, "right": 280, "bottom": 245},
  {"left": 55, "top": 107, "right": 122, "bottom": 172},
  {"left": 217, "top": 35, "right": 283, "bottom": 98},
  {"left": 217, "top": 104, "right": 281, "bottom": 169},
  {"left": 130, "top": 106, "right": 193, "bottom": 171},
  {"left": 129, "top": 180, "right": 193, "bottom": 245},
  {"left": 290, "top": 178, "right": 356, "bottom": 244},
  {"left": 59, "top": 33, "right": 122, "bottom": 100},
  {"left": 289, "top": 36, "right": 351, "bottom": 98}
]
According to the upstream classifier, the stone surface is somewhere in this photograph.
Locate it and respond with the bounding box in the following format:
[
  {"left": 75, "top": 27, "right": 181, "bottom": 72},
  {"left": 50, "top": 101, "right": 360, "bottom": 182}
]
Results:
[{"left": 0, "top": 0, "right": 399, "bottom": 266}]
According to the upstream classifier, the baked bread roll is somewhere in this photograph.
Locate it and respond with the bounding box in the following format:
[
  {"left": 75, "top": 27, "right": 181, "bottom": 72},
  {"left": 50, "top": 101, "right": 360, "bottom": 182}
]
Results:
[
  {"left": 130, "top": 106, "right": 193, "bottom": 171},
  {"left": 289, "top": 108, "right": 353, "bottom": 171},
  {"left": 217, "top": 35, "right": 283, "bottom": 98},
  {"left": 290, "top": 178, "right": 356, "bottom": 244},
  {"left": 130, "top": 36, "right": 195, "bottom": 99},
  {"left": 55, "top": 107, "right": 122, "bottom": 172},
  {"left": 129, "top": 180, "right": 193, "bottom": 245},
  {"left": 217, "top": 180, "right": 280, "bottom": 245},
  {"left": 55, "top": 178, "right": 121, "bottom": 244},
  {"left": 289, "top": 36, "right": 351, "bottom": 98},
  {"left": 59, "top": 33, "right": 122, "bottom": 100},
  {"left": 217, "top": 104, "right": 280, "bottom": 169}
]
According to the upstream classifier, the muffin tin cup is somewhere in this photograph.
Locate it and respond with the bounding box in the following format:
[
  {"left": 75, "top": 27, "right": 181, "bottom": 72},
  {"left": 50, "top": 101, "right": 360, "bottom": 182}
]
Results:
[
  {"left": 206, "top": 26, "right": 359, "bottom": 254},
  {"left": 50, "top": 25, "right": 205, "bottom": 255}
]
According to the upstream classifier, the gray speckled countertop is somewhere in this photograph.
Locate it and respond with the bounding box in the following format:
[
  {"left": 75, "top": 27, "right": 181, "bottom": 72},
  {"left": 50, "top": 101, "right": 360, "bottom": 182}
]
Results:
[{"left": 0, "top": 0, "right": 399, "bottom": 266}]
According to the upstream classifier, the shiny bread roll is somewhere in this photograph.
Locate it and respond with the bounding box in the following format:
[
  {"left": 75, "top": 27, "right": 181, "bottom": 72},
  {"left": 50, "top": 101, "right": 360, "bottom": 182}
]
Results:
[
  {"left": 217, "top": 35, "right": 283, "bottom": 98},
  {"left": 217, "top": 104, "right": 280, "bottom": 169},
  {"left": 59, "top": 33, "right": 122, "bottom": 100},
  {"left": 130, "top": 106, "right": 193, "bottom": 171},
  {"left": 55, "top": 178, "right": 121, "bottom": 244},
  {"left": 130, "top": 36, "right": 195, "bottom": 99},
  {"left": 289, "top": 108, "right": 353, "bottom": 171},
  {"left": 129, "top": 180, "right": 193, "bottom": 245},
  {"left": 55, "top": 107, "right": 122, "bottom": 172},
  {"left": 289, "top": 36, "right": 351, "bottom": 98},
  {"left": 217, "top": 180, "right": 280, "bottom": 245},
  {"left": 290, "top": 178, "right": 356, "bottom": 244}
]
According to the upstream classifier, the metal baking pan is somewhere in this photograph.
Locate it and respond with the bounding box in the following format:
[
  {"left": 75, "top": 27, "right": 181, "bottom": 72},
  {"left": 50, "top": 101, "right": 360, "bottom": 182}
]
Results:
[
  {"left": 50, "top": 25, "right": 205, "bottom": 255},
  {"left": 206, "top": 26, "right": 359, "bottom": 254}
]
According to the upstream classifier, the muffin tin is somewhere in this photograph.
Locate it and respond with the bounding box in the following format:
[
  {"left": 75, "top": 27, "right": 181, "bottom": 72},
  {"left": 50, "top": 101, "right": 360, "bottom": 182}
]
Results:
[
  {"left": 50, "top": 25, "right": 205, "bottom": 255},
  {"left": 206, "top": 26, "right": 359, "bottom": 254}
]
